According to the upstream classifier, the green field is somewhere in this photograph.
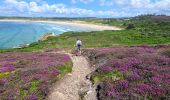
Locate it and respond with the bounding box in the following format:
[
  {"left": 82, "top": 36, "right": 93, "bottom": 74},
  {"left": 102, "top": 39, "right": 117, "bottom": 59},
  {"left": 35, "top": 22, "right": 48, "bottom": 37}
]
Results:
[{"left": 0, "top": 15, "right": 170, "bottom": 53}]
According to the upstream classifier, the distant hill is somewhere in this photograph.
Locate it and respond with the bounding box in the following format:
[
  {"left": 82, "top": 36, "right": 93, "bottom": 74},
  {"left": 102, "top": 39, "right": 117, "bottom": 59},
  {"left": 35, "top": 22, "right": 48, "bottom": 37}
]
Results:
[
  {"left": 151, "top": 15, "right": 170, "bottom": 22},
  {"left": 133, "top": 15, "right": 170, "bottom": 21}
]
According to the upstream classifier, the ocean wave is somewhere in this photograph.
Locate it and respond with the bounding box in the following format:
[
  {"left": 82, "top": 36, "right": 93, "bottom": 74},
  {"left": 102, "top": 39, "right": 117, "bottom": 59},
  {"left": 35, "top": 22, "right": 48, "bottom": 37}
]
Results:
[{"left": 0, "top": 21, "right": 95, "bottom": 48}]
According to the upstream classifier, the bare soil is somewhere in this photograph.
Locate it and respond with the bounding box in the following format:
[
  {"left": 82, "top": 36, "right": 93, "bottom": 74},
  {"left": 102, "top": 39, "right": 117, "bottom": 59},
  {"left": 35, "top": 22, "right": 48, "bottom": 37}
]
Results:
[{"left": 47, "top": 53, "right": 96, "bottom": 100}]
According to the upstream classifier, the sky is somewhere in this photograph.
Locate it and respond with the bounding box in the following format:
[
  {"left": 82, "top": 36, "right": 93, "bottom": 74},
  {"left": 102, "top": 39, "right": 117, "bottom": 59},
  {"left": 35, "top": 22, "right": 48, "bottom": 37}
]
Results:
[{"left": 0, "top": 0, "right": 170, "bottom": 18}]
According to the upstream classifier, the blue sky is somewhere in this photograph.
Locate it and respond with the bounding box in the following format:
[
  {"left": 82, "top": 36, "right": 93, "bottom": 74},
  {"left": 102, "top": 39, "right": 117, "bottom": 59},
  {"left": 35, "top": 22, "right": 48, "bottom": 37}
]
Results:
[{"left": 0, "top": 0, "right": 170, "bottom": 18}]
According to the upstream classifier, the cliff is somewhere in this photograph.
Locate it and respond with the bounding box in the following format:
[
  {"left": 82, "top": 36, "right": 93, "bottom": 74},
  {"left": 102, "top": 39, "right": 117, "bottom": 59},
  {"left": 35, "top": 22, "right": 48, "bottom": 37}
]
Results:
[{"left": 39, "top": 33, "right": 55, "bottom": 41}]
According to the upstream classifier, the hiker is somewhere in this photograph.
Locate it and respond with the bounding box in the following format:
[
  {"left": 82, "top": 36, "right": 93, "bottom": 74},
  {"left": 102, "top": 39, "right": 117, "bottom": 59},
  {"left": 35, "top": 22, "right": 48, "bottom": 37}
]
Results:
[{"left": 76, "top": 38, "right": 82, "bottom": 55}]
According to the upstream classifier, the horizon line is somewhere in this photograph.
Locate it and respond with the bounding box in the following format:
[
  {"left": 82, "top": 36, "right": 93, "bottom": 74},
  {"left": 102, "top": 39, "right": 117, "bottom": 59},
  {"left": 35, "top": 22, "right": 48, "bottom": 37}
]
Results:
[{"left": 0, "top": 14, "right": 169, "bottom": 19}]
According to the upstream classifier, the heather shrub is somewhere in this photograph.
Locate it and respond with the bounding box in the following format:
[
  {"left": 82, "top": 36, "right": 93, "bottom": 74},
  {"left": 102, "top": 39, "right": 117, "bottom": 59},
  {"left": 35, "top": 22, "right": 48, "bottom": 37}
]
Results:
[
  {"left": 83, "top": 45, "right": 170, "bottom": 99},
  {"left": 162, "top": 48, "right": 170, "bottom": 57},
  {"left": 0, "top": 52, "right": 72, "bottom": 99}
]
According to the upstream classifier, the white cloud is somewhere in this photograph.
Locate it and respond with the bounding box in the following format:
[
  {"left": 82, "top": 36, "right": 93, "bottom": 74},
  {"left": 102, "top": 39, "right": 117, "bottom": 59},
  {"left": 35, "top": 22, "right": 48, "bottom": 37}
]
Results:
[
  {"left": 154, "top": 0, "right": 170, "bottom": 9},
  {"left": 71, "top": 0, "right": 94, "bottom": 4},
  {"left": 99, "top": 0, "right": 113, "bottom": 6},
  {"left": 3, "top": 0, "right": 67, "bottom": 13},
  {"left": 100, "top": 0, "right": 128, "bottom": 6},
  {"left": 0, "top": 0, "right": 170, "bottom": 17},
  {"left": 99, "top": 0, "right": 170, "bottom": 16},
  {"left": 71, "top": 0, "right": 77, "bottom": 4},
  {"left": 99, "top": 0, "right": 170, "bottom": 9},
  {"left": 4, "top": 0, "right": 29, "bottom": 12},
  {"left": 4, "top": 0, "right": 17, "bottom": 4},
  {"left": 1, "top": 0, "right": 100, "bottom": 17},
  {"left": 80, "top": 0, "right": 94, "bottom": 4},
  {"left": 29, "top": 2, "right": 42, "bottom": 13}
]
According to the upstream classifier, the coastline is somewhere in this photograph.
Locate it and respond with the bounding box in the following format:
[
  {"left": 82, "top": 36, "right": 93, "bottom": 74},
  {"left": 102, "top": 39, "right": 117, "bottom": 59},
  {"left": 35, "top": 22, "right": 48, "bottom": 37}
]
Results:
[
  {"left": 13, "top": 33, "right": 56, "bottom": 49},
  {"left": 39, "top": 33, "right": 55, "bottom": 41},
  {"left": 0, "top": 19, "right": 123, "bottom": 49},
  {"left": 0, "top": 19, "right": 123, "bottom": 31}
]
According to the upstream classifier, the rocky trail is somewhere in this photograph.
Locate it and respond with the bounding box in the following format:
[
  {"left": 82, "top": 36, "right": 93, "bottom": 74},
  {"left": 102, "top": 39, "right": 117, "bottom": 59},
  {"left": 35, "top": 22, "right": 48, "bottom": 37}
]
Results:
[{"left": 47, "top": 53, "right": 97, "bottom": 100}]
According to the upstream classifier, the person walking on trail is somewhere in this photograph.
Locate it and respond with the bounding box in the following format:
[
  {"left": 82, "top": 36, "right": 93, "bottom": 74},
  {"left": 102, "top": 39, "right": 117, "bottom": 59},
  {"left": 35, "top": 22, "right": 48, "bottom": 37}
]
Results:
[{"left": 76, "top": 38, "right": 82, "bottom": 55}]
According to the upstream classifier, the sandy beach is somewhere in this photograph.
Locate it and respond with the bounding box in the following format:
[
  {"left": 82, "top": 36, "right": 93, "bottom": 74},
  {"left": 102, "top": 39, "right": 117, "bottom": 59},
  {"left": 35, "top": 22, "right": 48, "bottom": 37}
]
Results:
[{"left": 0, "top": 19, "right": 122, "bottom": 31}]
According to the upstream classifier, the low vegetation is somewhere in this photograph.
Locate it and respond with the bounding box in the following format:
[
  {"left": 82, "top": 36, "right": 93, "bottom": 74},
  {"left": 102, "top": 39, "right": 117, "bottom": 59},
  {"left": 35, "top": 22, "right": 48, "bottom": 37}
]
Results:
[
  {"left": 82, "top": 45, "right": 170, "bottom": 99},
  {"left": 0, "top": 52, "right": 72, "bottom": 99},
  {"left": 0, "top": 15, "right": 170, "bottom": 99},
  {"left": 0, "top": 15, "right": 170, "bottom": 53}
]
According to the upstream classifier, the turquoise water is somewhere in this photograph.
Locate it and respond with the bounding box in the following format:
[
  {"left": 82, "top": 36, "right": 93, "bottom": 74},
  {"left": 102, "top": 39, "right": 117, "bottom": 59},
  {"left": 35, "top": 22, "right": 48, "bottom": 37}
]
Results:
[{"left": 0, "top": 21, "right": 96, "bottom": 49}]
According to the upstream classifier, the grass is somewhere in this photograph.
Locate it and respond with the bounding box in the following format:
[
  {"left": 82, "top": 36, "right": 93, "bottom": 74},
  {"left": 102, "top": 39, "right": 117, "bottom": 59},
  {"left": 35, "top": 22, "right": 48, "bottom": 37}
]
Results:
[
  {"left": 58, "top": 62, "right": 73, "bottom": 74},
  {"left": 91, "top": 70, "right": 124, "bottom": 84},
  {"left": 0, "top": 15, "right": 170, "bottom": 53},
  {"left": 50, "top": 62, "right": 73, "bottom": 84},
  {"left": 20, "top": 80, "right": 39, "bottom": 99},
  {"left": 0, "top": 29, "right": 170, "bottom": 53}
]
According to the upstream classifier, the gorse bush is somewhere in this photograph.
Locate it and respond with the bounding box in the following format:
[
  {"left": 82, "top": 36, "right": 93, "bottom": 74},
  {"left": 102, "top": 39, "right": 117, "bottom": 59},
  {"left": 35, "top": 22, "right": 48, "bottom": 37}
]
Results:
[{"left": 126, "top": 24, "right": 135, "bottom": 29}]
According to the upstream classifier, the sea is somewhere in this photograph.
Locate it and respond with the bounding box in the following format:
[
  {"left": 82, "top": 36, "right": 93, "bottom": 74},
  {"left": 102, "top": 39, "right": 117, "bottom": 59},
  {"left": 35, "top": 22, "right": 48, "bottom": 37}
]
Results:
[{"left": 0, "top": 21, "right": 96, "bottom": 49}]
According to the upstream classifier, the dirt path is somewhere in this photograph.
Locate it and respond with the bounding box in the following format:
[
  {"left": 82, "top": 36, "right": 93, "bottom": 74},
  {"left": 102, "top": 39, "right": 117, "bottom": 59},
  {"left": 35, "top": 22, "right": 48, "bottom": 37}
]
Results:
[{"left": 47, "top": 54, "right": 96, "bottom": 100}]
